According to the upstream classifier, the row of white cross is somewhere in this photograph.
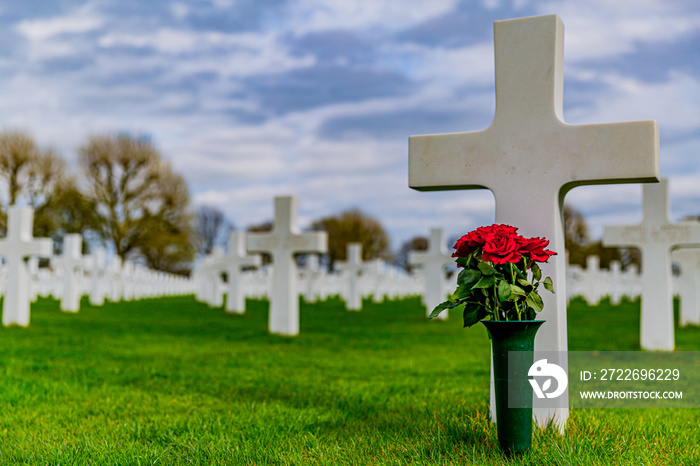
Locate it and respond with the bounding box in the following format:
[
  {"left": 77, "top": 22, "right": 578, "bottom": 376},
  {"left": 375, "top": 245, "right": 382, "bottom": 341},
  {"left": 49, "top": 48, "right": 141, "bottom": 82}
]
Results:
[
  {"left": 567, "top": 249, "right": 700, "bottom": 329},
  {"left": 194, "top": 242, "right": 430, "bottom": 310},
  {"left": 0, "top": 206, "right": 194, "bottom": 326},
  {"left": 8, "top": 185, "right": 695, "bottom": 348},
  {"left": 192, "top": 196, "right": 458, "bottom": 334},
  {"left": 195, "top": 188, "right": 700, "bottom": 350}
]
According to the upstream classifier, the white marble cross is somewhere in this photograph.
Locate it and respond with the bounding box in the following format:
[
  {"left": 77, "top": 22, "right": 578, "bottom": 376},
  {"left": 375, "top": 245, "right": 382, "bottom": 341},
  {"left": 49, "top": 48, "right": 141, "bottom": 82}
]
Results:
[
  {"left": 609, "top": 260, "right": 622, "bottom": 305},
  {"left": 0, "top": 206, "right": 53, "bottom": 326},
  {"left": 365, "top": 258, "right": 387, "bottom": 303},
  {"left": 604, "top": 179, "right": 700, "bottom": 350},
  {"left": 122, "top": 260, "right": 135, "bottom": 301},
  {"left": 108, "top": 255, "right": 123, "bottom": 302},
  {"left": 408, "top": 15, "right": 659, "bottom": 429},
  {"left": 84, "top": 248, "right": 107, "bottom": 306},
  {"left": 335, "top": 243, "right": 365, "bottom": 311},
  {"left": 202, "top": 247, "right": 226, "bottom": 308},
  {"left": 673, "top": 248, "right": 700, "bottom": 327},
  {"left": 54, "top": 234, "right": 84, "bottom": 313},
  {"left": 247, "top": 196, "right": 328, "bottom": 336},
  {"left": 224, "top": 231, "right": 261, "bottom": 314},
  {"left": 302, "top": 254, "right": 322, "bottom": 302},
  {"left": 408, "top": 228, "right": 453, "bottom": 320}
]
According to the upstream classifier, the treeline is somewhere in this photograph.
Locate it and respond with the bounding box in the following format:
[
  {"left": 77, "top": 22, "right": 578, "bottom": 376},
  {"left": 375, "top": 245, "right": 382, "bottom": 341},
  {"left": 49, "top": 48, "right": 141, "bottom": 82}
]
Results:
[
  {"left": 0, "top": 129, "right": 399, "bottom": 275},
  {"left": 0, "top": 130, "right": 194, "bottom": 274}
]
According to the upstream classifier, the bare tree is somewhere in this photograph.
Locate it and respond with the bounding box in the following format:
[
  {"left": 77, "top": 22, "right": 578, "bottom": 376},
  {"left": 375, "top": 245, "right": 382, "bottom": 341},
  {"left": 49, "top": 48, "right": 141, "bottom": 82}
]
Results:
[
  {"left": 563, "top": 204, "right": 589, "bottom": 267},
  {"left": 0, "top": 129, "right": 40, "bottom": 205},
  {"left": 80, "top": 133, "right": 196, "bottom": 271},
  {"left": 0, "top": 130, "right": 72, "bottom": 238},
  {"left": 196, "top": 205, "right": 230, "bottom": 256}
]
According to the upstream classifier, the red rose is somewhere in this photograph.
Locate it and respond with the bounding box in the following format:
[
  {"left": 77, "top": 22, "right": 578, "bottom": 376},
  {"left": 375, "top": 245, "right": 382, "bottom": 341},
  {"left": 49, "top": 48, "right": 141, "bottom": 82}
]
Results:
[
  {"left": 490, "top": 224, "right": 518, "bottom": 236},
  {"left": 452, "top": 224, "right": 521, "bottom": 260},
  {"left": 481, "top": 227, "right": 522, "bottom": 265},
  {"left": 452, "top": 228, "right": 486, "bottom": 257},
  {"left": 517, "top": 236, "right": 556, "bottom": 262}
]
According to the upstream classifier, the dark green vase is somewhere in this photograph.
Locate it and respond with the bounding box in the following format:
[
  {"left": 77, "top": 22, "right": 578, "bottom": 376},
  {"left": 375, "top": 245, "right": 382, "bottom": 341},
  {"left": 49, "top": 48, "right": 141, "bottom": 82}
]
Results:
[{"left": 481, "top": 320, "right": 544, "bottom": 456}]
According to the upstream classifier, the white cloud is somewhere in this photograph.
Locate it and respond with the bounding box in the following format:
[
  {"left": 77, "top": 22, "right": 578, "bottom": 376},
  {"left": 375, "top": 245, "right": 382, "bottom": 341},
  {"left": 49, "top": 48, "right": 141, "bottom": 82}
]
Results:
[
  {"left": 669, "top": 172, "right": 700, "bottom": 212},
  {"left": 170, "top": 2, "right": 190, "bottom": 19},
  {"left": 97, "top": 29, "right": 316, "bottom": 77},
  {"left": 395, "top": 42, "right": 495, "bottom": 89},
  {"left": 565, "top": 71, "right": 700, "bottom": 143},
  {"left": 98, "top": 29, "right": 199, "bottom": 54},
  {"left": 535, "top": 0, "right": 700, "bottom": 62},
  {"left": 285, "top": 0, "right": 461, "bottom": 33},
  {"left": 15, "top": 6, "right": 102, "bottom": 41},
  {"left": 209, "top": 0, "right": 236, "bottom": 8}
]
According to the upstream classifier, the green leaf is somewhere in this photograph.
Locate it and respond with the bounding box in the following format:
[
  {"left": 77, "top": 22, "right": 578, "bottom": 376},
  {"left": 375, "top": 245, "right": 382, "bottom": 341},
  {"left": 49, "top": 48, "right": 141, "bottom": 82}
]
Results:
[
  {"left": 447, "top": 299, "right": 467, "bottom": 309},
  {"left": 516, "top": 279, "right": 534, "bottom": 293},
  {"left": 458, "top": 269, "right": 481, "bottom": 286},
  {"left": 497, "top": 280, "right": 511, "bottom": 302},
  {"left": 455, "top": 257, "right": 468, "bottom": 268},
  {"left": 428, "top": 301, "right": 452, "bottom": 319},
  {"left": 531, "top": 263, "right": 542, "bottom": 281},
  {"left": 543, "top": 276, "right": 555, "bottom": 293},
  {"left": 462, "top": 301, "right": 488, "bottom": 328},
  {"left": 526, "top": 292, "right": 544, "bottom": 313},
  {"left": 508, "top": 285, "right": 527, "bottom": 301},
  {"left": 478, "top": 262, "right": 496, "bottom": 276},
  {"left": 473, "top": 274, "right": 496, "bottom": 289},
  {"left": 462, "top": 302, "right": 481, "bottom": 328},
  {"left": 451, "top": 283, "right": 468, "bottom": 300}
]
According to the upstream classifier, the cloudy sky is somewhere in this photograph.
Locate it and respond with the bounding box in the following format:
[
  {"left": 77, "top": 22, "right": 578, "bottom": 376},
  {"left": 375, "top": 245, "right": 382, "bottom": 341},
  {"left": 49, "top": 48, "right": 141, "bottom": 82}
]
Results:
[{"left": 1, "top": 0, "right": 700, "bottom": 250}]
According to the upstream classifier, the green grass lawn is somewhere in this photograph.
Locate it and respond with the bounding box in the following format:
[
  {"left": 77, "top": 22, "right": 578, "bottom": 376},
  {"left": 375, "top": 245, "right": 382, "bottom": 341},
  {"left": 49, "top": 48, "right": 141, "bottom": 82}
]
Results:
[{"left": 0, "top": 295, "right": 697, "bottom": 465}]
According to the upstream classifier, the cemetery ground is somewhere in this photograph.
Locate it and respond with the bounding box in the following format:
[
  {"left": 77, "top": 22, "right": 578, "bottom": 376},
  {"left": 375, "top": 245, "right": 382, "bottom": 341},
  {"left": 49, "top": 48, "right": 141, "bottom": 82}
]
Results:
[{"left": 0, "top": 297, "right": 698, "bottom": 465}]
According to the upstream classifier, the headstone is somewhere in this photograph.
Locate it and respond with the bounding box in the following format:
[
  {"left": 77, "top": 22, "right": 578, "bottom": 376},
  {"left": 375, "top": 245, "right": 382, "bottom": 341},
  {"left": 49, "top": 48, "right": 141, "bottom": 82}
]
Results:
[
  {"left": 108, "top": 255, "right": 123, "bottom": 302},
  {"left": 408, "top": 228, "right": 453, "bottom": 320},
  {"left": 366, "top": 258, "right": 386, "bottom": 303},
  {"left": 27, "top": 256, "right": 41, "bottom": 302},
  {"left": 609, "top": 260, "right": 622, "bottom": 305},
  {"left": 335, "top": 243, "right": 365, "bottom": 311},
  {"left": 54, "top": 234, "right": 84, "bottom": 312},
  {"left": 301, "top": 254, "right": 322, "bottom": 302},
  {"left": 673, "top": 248, "right": 700, "bottom": 326},
  {"left": 36, "top": 264, "right": 53, "bottom": 298},
  {"left": 622, "top": 263, "right": 642, "bottom": 301},
  {"left": 224, "top": 231, "right": 261, "bottom": 314},
  {"left": 200, "top": 247, "right": 226, "bottom": 308},
  {"left": 579, "top": 255, "right": 605, "bottom": 306},
  {"left": 408, "top": 15, "right": 659, "bottom": 429},
  {"left": 603, "top": 179, "right": 700, "bottom": 350},
  {"left": 247, "top": 196, "right": 328, "bottom": 336},
  {"left": 0, "top": 206, "right": 53, "bottom": 326},
  {"left": 122, "top": 260, "right": 135, "bottom": 301},
  {"left": 86, "top": 248, "right": 108, "bottom": 306}
]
